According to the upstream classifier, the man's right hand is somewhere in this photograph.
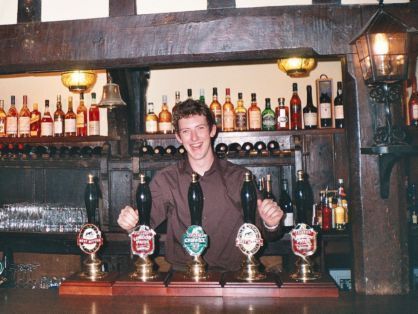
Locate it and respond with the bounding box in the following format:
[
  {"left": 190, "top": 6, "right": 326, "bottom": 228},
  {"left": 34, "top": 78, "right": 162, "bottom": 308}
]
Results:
[{"left": 117, "top": 206, "right": 139, "bottom": 231}]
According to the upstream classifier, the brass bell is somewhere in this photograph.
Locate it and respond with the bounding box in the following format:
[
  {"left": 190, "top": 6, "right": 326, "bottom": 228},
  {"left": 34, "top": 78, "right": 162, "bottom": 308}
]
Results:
[{"left": 98, "top": 73, "right": 127, "bottom": 109}]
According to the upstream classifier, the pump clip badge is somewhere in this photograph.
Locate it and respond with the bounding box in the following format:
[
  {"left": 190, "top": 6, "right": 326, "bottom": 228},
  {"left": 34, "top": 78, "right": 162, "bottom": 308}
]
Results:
[
  {"left": 236, "top": 223, "right": 263, "bottom": 256},
  {"left": 182, "top": 225, "right": 208, "bottom": 257},
  {"left": 290, "top": 223, "right": 317, "bottom": 258},
  {"left": 77, "top": 223, "right": 103, "bottom": 254},
  {"left": 130, "top": 225, "right": 156, "bottom": 258}
]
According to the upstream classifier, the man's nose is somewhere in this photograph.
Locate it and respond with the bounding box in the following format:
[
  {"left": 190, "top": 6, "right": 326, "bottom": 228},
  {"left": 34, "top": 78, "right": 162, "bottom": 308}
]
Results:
[{"left": 190, "top": 129, "right": 198, "bottom": 141}]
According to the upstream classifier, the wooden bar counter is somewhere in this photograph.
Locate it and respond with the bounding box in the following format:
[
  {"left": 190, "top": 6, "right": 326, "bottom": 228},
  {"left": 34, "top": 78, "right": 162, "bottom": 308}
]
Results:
[{"left": 1, "top": 289, "right": 418, "bottom": 314}]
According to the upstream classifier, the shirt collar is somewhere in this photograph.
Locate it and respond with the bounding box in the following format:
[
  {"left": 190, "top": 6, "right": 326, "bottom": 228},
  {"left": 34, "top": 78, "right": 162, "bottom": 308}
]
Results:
[{"left": 180, "top": 156, "right": 222, "bottom": 177}]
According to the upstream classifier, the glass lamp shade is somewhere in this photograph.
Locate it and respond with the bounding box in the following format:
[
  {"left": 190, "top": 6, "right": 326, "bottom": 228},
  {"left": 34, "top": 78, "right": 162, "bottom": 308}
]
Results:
[
  {"left": 350, "top": 4, "right": 409, "bottom": 85},
  {"left": 98, "top": 82, "right": 127, "bottom": 109},
  {"left": 277, "top": 57, "right": 317, "bottom": 78},
  {"left": 61, "top": 70, "right": 97, "bottom": 93}
]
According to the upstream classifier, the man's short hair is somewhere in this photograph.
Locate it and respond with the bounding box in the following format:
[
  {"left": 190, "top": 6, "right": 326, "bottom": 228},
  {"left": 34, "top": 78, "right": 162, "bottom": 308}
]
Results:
[{"left": 172, "top": 99, "right": 215, "bottom": 133}]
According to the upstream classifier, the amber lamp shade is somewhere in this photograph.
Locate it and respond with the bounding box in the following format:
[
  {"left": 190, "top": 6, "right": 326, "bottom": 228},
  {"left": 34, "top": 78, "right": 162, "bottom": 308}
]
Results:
[
  {"left": 350, "top": 1, "right": 409, "bottom": 85},
  {"left": 277, "top": 57, "right": 317, "bottom": 78},
  {"left": 61, "top": 70, "right": 97, "bottom": 93}
]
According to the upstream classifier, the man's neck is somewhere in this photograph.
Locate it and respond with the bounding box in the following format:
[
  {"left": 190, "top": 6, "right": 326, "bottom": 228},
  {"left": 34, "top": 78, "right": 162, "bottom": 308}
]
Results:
[{"left": 189, "top": 152, "right": 215, "bottom": 176}]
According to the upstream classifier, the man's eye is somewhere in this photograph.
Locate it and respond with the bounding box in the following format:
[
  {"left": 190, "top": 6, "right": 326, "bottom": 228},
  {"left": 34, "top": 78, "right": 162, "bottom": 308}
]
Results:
[{"left": 181, "top": 130, "right": 190, "bottom": 135}]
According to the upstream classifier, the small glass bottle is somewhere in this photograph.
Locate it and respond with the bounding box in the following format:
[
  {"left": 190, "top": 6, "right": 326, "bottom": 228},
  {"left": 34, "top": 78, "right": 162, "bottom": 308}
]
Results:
[
  {"left": 319, "top": 92, "right": 332, "bottom": 128},
  {"left": 303, "top": 85, "right": 318, "bottom": 129},
  {"left": 19, "top": 95, "right": 31, "bottom": 138},
  {"left": 145, "top": 102, "right": 158, "bottom": 134},
  {"left": 334, "top": 81, "right": 345, "bottom": 128},
  {"left": 30, "top": 102, "right": 41, "bottom": 137},
  {"left": 290, "top": 83, "right": 302, "bottom": 130},
  {"left": 187, "top": 88, "right": 193, "bottom": 100},
  {"left": 263, "top": 174, "right": 276, "bottom": 201},
  {"left": 408, "top": 76, "right": 418, "bottom": 127},
  {"left": 41, "top": 100, "right": 53, "bottom": 137},
  {"left": 158, "top": 95, "right": 173, "bottom": 134},
  {"left": 248, "top": 93, "right": 261, "bottom": 131},
  {"left": 65, "top": 96, "right": 77, "bottom": 136},
  {"left": 262, "top": 98, "right": 276, "bottom": 131},
  {"left": 6, "top": 95, "right": 18, "bottom": 138},
  {"left": 53, "top": 95, "right": 65, "bottom": 137},
  {"left": 0, "top": 100, "right": 6, "bottom": 137},
  {"left": 88, "top": 92, "right": 100, "bottom": 136},
  {"left": 275, "top": 97, "right": 289, "bottom": 130},
  {"left": 235, "top": 92, "right": 247, "bottom": 131},
  {"left": 279, "top": 179, "right": 294, "bottom": 232},
  {"left": 210, "top": 87, "right": 222, "bottom": 130},
  {"left": 76, "top": 93, "right": 88, "bottom": 136},
  {"left": 199, "top": 88, "right": 205, "bottom": 104},
  {"left": 222, "top": 88, "right": 235, "bottom": 132}
]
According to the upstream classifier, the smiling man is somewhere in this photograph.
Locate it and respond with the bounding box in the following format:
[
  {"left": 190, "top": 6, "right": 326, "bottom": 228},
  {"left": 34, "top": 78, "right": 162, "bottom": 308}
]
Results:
[{"left": 118, "top": 99, "right": 283, "bottom": 271}]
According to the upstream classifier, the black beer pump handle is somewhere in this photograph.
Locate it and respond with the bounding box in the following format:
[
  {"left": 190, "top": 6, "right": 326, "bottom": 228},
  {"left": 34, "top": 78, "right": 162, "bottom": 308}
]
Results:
[
  {"left": 85, "top": 174, "right": 99, "bottom": 225},
  {"left": 241, "top": 172, "right": 257, "bottom": 224},
  {"left": 188, "top": 173, "right": 204, "bottom": 226},
  {"left": 136, "top": 174, "right": 151, "bottom": 226}
]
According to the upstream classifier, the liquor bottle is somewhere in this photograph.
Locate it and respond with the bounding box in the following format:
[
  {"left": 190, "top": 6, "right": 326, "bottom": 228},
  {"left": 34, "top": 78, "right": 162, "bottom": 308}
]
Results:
[
  {"left": 335, "top": 195, "right": 346, "bottom": 231},
  {"left": 136, "top": 174, "right": 152, "bottom": 226},
  {"left": 319, "top": 92, "right": 332, "bottom": 128},
  {"left": 85, "top": 174, "right": 100, "bottom": 225},
  {"left": 263, "top": 174, "right": 276, "bottom": 201},
  {"left": 279, "top": 179, "right": 294, "bottom": 232},
  {"left": 187, "top": 88, "right": 193, "bottom": 100},
  {"left": 41, "top": 100, "right": 53, "bottom": 137},
  {"left": 30, "top": 102, "right": 41, "bottom": 137},
  {"left": 140, "top": 143, "right": 154, "bottom": 156},
  {"left": 210, "top": 88, "right": 222, "bottom": 130},
  {"left": 275, "top": 97, "right": 289, "bottom": 130},
  {"left": 189, "top": 172, "right": 204, "bottom": 226},
  {"left": 6, "top": 96, "right": 18, "bottom": 138},
  {"left": 199, "top": 88, "right": 206, "bottom": 104},
  {"left": 0, "top": 100, "right": 6, "bottom": 137},
  {"left": 337, "top": 178, "right": 349, "bottom": 226},
  {"left": 158, "top": 95, "right": 173, "bottom": 134},
  {"left": 334, "top": 81, "right": 345, "bottom": 128},
  {"left": 76, "top": 93, "right": 88, "bottom": 136},
  {"left": 235, "top": 92, "right": 247, "bottom": 131},
  {"left": 145, "top": 102, "right": 158, "bottom": 134},
  {"left": 165, "top": 145, "right": 177, "bottom": 155},
  {"left": 222, "top": 88, "right": 235, "bottom": 131},
  {"left": 241, "top": 172, "right": 257, "bottom": 224},
  {"left": 18, "top": 95, "right": 31, "bottom": 138},
  {"left": 88, "top": 92, "right": 100, "bottom": 136},
  {"left": 53, "top": 95, "right": 65, "bottom": 137},
  {"left": 248, "top": 93, "right": 261, "bottom": 131},
  {"left": 64, "top": 96, "right": 77, "bottom": 136},
  {"left": 215, "top": 142, "right": 228, "bottom": 158},
  {"left": 294, "top": 170, "right": 313, "bottom": 225},
  {"left": 175, "top": 91, "right": 181, "bottom": 105},
  {"left": 290, "top": 83, "right": 302, "bottom": 130},
  {"left": 303, "top": 85, "right": 318, "bottom": 129},
  {"left": 409, "top": 76, "right": 418, "bottom": 127},
  {"left": 262, "top": 98, "right": 276, "bottom": 131},
  {"left": 322, "top": 193, "right": 332, "bottom": 232}
]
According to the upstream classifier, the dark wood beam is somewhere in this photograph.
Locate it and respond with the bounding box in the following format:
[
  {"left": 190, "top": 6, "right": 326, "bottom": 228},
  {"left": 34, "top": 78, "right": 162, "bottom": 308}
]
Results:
[
  {"left": 0, "top": 3, "right": 415, "bottom": 74},
  {"left": 109, "top": 0, "right": 136, "bottom": 17},
  {"left": 17, "top": 0, "right": 41, "bottom": 23},
  {"left": 312, "top": 0, "right": 340, "bottom": 4}
]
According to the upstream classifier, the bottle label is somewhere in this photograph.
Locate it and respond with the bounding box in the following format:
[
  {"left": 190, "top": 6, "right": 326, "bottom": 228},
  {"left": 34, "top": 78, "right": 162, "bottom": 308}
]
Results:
[
  {"left": 304, "top": 112, "right": 318, "bottom": 127},
  {"left": 412, "top": 104, "right": 418, "bottom": 119},
  {"left": 89, "top": 121, "right": 100, "bottom": 136},
  {"left": 54, "top": 120, "right": 63, "bottom": 135},
  {"left": 249, "top": 111, "right": 261, "bottom": 129},
  {"left": 335, "top": 106, "right": 344, "bottom": 119},
  {"left": 158, "top": 122, "right": 172, "bottom": 133},
  {"left": 278, "top": 108, "right": 288, "bottom": 128},
  {"left": 262, "top": 113, "right": 275, "bottom": 129},
  {"left": 30, "top": 114, "right": 40, "bottom": 124},
  {"left": 235, "top": 112, "right": 247, "bottom": 130},
  {"left": 41, "top": 122, "right": 53, "bottom": 136},
  {"left": 65, "top": 118, "right": 76, "bottom": 133},
  {"left": 211, "top": 108, "right": 222, "bottom": 127},
  {"left": 320, "top": 103, "right": 332, "bottom": 119},
  {"left": 284, "top": 213, "right": 294, "bottom": 227},
  {"left": 6, "top": 117, "right": 17, "bottom": 134},
  {"left": 76, "top": 112, "right": 85, "bottom": 128},
  {"left": 335, "top": 206, "right": 345, "bottom": 224},
  {"left": 19, "top": 116, "right": 30, "bottom": 134},
  {"left": 0, "top": 118, "right": 5, "bottom": 134},
  {"left": 145, "top": 121, "right": 158, "bottom": 133},
  {"left": 291, "top": 104, "right": 300, "bottom": 114},
  {"left": 223, "top": 111, "right": 234, "bottom": 130}
]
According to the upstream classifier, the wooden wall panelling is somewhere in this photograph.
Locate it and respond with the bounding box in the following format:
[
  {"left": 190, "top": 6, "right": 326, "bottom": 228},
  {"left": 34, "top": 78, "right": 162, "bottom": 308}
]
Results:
[{"left": 0, "top": 167, "right": 36, "bottom": 204}]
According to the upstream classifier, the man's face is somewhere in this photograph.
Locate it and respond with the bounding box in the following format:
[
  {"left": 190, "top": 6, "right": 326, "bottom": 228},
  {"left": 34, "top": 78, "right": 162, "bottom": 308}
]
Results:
[{"left": 175, "top": 114, "right": 216, "bottom": 164}]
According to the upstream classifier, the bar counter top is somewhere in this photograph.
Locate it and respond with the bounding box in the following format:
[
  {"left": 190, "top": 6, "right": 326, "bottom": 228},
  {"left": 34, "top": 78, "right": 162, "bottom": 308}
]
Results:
[{"left": 1, "top": 289, "right": 418, "bottom": 314}]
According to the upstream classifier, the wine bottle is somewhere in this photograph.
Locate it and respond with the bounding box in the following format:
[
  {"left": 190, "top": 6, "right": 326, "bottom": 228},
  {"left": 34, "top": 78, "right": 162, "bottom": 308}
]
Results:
[
  {"left": 267, "top": 140, "right": 279, "bottom": 152},
  {"left": 241, "top": 172, "right": 257, "bottom": 224},
  {"left": 178, "top": 145, "right": 186, "bottom": 155},
  {"left": 76, "top": 93, "right": 88, "bottom": 136},
  {"left": 187, "top": 88, "right": 193, "bottom": 100},
  {"left": 242, "top": 142, "right": 254, "bottom": 154},
  {"left": 319, "top": 92, "right": 332, "bottom": 128},
  {"left": 228, "top": 142, "right": 242, "bottom": 154},
  {"left": 88, "top": 92, "right": 100, "bottom": 136},
  {"left": 290, "top": 83, "right": 302, "bottom": 130},
  {"left": 41, "top": 100, "right": 53, "bottom": 137},
  {"left": 69, "top": 146, "right": 81, "bottom": 157},
  {"left": 165, "top": 145, "right": 177, "bottom": 155},
  {"left": 262, "top": 98, "right": 276, "bottom": 131},
  {"left": 0, "top": 100, "right": 6, "bottom": 137},
  {"left": 254, "top": 141, "right": 267, "bottom": 153},
  {"left": 6, "top": 96, "right": 18, "bottom": 138},
  {"left": 80, "top": 146, "right": 93, "bottom": 158},
  {"left": 136, "top": 174, "right": 151, "bottom": 226},
  {"left": 54, "top": 95, "right": 66, "bottom": 137},
  {"left": 189, "top": 172, "right": 204, "bottom": 226},
  {"left": 303, "top": 85, "right": 318, "bottom": 129},
  {"left": 334, "top": 81, "right": 345, "bottom": 128},
  {"left": 64, "top": 96, "right": 76, "bottom": 136},
  {"left": 215, "top": 142, "right": 228, "bottom": 158},
  {"left": 279, "top": 179, "right": 294, "bottom": 232},
  {"left": 18, "top": 95, "right": 31, "bottom": 138},
  {"left": 294, "top": 170, "right": 313, "bottom": 225},
  {"left": 153, "top": 145, "right": 164, "bottom": 155},
  {"left": 85, "top": 174, "right": 100, "bottom": 225},
  {"left": 59, "top": 146, "right": 70, "bottom": 158}
]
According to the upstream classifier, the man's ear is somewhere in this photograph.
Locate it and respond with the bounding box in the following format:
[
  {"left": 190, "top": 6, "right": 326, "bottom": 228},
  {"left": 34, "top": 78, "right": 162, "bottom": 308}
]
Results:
[{"left": 209, "top": 124, "right": 217, "bottom": 138}]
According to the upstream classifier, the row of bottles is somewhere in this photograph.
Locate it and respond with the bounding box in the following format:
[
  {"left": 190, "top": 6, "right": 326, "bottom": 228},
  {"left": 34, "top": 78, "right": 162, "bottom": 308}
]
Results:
[
  {"left": 144, "top": 83, "right": 344, "bottom": 134},
  {"left": 215, "top": 140, "right": 287, "bottom": 158},
  {"left": 0, "top": 93, "right": 101, "bottom": 138},
  {"left": 0, "top": 143, "right": 103, "bottom": 159}
]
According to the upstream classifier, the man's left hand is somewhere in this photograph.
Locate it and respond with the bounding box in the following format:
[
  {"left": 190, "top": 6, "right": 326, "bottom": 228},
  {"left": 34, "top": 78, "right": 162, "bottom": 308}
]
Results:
[{"left": 257, "top": 199, "right": 283, "bottom": 229}]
